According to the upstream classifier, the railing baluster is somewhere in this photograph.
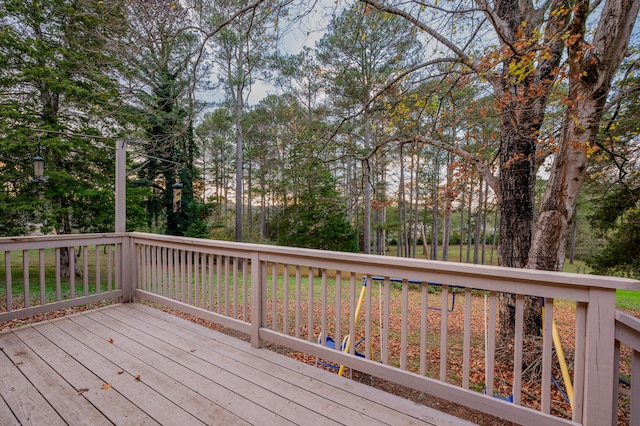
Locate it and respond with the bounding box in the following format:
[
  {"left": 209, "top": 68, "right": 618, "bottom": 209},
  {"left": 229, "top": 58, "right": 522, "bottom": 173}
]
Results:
[
  {"left": 349, "top": 272, "right": 356, "bottom": 357},
  {"left": 181, "top": 250, "right": 187, "bottom": 303},
  {"left": 69, "top": 247, "right": 76, "bottom": 299},
  {"left": 194, "top": 251, "right": 199, "bottom": 307},
  {"left": 233, "top": 257, "right": 238, "bottom": 317},
  {"left": 542, "top": 297, "right": 554, "bottom": 414},
  {"left": 462, "top": 287, "right": 472, "bottom": 388},
  {"left": 95, "top": 245, "right": 101, "bottom": 294},
  {"left": 284, "top": 265, "right": 290, "bottom": 334},
  {"left": 383, "top": 277, "right": 390, "bottom": 365},
  {"left": 162, "top": 247, "right": 167, "bottom": 298},
  {"left": 420, "top": 281, "right": 428, "bottom": 376},
  {"left": 513, "top": 293, "right": 525, "bottom": 404},
  {"left": 23, "top": 250, "right": 29, "bottom": 308},
  {"left": 139, "top": 245, "right": 145, "bottom": 292},
  {"left": 188, "top": 250, "right": 194, "bottom": 305},
  {"left": 5, "top": 251, "right": 11, "bottom": 312},
  {"left": 55, "top": 248, "right": 61, "bottom": 301},
  {"left": 307, "top": 267, "right": 314, "bottom": 342},
  {"left": 485, "top": 291, "right": 497, "bottom": 397},
  {"left": 172, "top": 249, "right": 178, "bottom": 300},
  {"left": 440, "top": 284, "right": 449, "bottom": 381},
  {"left": 321, "top": 268, "right": 327, "bottom": 346},
  {"left": 216, "top": 254, "right": 222, "bottom": 313},
  {"left": 295, "top": 266, "right": 301, "bottom": 338},
  {"left": 153, "top": 245, "right": 159, "bottom": 295},
  {"left": 225, "top": 256, "right": 231, "bottom": 316},
  {"left": 168, "top": 248, "right": 174, "bottom": 300},
  {"left": 401, "top": 278, "right": 408, "bottom": 370},
  {"left": 365, "top": 274, "right": 372, "bottom": 361},
  {"left": 272, "top": 263, "right": 277, "bottom": 330},
  {"left": 242, "top": 258, "right": 248, "bottom": 321},
  {"left": 83, "top": 245, "right": 89, "bottom": 296},
  {"left": 335, "top": 271, "right": 342, "bottom": 354},
  {"left": 208, "top": 254, "right": 214, "bottom": 311},
  {"left": 39, "top": 249, "right": 45, "bottom": 305},
  {"left": 202, "top": 253, "right": 207, "bottom": 310}
]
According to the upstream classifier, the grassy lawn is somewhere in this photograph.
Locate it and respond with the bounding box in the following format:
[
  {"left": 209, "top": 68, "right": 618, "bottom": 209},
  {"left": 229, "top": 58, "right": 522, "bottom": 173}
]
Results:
[{"left": 617, "top": 290, "right": 640, "bottom": 311}]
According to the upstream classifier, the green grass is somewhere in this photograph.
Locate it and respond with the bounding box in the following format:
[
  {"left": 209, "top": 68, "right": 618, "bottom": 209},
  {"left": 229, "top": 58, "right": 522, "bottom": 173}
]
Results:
[{"left": 616, "top": 290, "right": 640, "bottom": 311}]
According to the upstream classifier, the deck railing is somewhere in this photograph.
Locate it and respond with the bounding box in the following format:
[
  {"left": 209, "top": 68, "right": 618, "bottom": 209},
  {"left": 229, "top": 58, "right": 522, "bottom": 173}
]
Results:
[
  {"left": 614, "top": 310, "right": 640, "bottom": 424},
  {"left": 0, "top": 233, "right": 127, "bottom": 323},
  {"left": 2, "top": 232, "right": 639, "bottom": 426}
]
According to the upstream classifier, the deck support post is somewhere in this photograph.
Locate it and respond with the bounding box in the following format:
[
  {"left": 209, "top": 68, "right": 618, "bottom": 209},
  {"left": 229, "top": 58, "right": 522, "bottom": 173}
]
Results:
[
  {"left": 115, "top": 139, "right": 126, "bottom": 233},
  {"left": 582, "top": 288, "right": 616, "bottom": 425},
  {"left": 251, "top": 251, "right": 262, "bottom": 348},
  {"left": 118, "top": 235, "right": 136, "bottom": 303}
]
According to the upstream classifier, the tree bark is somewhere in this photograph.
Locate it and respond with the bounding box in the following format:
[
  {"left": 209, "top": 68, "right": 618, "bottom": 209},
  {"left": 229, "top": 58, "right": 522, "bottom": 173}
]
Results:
[
  {"left": 431, "top": 153, "right": 439, "bottom": 260},
  {"left": 443, "top": 152, "right": 452, "bottom": 261},
  {"left": 528, "top": 0, "right": 640, "bottom": 272}
]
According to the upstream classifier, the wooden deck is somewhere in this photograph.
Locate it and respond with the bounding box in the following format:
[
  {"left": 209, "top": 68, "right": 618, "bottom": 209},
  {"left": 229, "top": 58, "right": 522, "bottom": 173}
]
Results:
[{"left": 0, "top": 304, "right": 472, "bottom": 426}]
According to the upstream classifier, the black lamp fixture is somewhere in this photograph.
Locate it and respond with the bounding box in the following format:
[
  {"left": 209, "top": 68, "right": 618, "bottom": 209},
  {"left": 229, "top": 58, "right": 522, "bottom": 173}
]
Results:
[
  {"left": 172, "top": 180, "right": 183, "bottom": 212},
  {"left": 32, "top": 142, "right": 48, "bottom": 183}
]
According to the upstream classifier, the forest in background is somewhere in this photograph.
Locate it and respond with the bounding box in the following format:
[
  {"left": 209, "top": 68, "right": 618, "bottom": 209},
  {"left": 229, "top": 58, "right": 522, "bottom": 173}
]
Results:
[{"left": 1, "top": 0, "right": 638, "bottom": 283}]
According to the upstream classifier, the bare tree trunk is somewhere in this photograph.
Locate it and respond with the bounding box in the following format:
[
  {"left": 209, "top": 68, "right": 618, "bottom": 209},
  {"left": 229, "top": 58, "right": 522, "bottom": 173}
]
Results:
[
  {"left": 482, "top": 180, "right": 489, "bottom": 265},
  {"left": 247, "top": 161, "right": 253, "bottom": 239},
  {"left": 431, "top": 153, "right": 439, "bottom": 260},
  {"left": 405, "top": 149, "right": 416, "bottom": 257},
  {"left": 528, "top": 0, "right": 640, "bottom": 275},
  {"left": 363, "top": 110, "right": 372, "bottom": 254},
  {"left": 442, "top": 152, "right": 452, "bottom": 261},
  {"left": 474, "top": 177, "right": 483, "bottom": 264},
  {"left": 466, "top": 178, "right": 472, "bottom": 263},
  {"left": 234, "top": 90, "right": 244, "bottom": 242},
  {"left": 459, "top": 181, "right": 465, "bottom": 263},
  {"left": 421, "top": 222, "right": 429, "bottom": 259},
  {"left": 399, "top": 147, "right": 407, "bottom": 257},
  {"left": 412, "top": 150, "right": 420, "bottom": 258}
]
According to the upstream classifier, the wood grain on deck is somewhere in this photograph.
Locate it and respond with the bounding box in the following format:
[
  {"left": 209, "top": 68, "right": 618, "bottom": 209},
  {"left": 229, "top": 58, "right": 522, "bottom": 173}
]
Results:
[{"left": 0, "top": 303, "right": 471, "bottom": 425}]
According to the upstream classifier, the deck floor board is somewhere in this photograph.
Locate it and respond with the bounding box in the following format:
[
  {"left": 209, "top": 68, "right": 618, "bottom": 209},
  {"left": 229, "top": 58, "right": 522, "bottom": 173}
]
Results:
[{"left": 0, "top": 304, "right": 472, "bottom": 426}]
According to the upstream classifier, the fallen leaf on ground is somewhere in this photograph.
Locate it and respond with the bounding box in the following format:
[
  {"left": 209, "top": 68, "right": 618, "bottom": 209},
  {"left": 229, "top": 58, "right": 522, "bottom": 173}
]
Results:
[
  {"left": 117, "top": 370, "right": 124, "bottom": 374},
  {"left": 102, "top": 383, "right": 112, "bottom": 390},
  {"left": 108, "top": 338, "right": 114, "bottom": 344},
  {"left": 77, "top": 388, "right": 89, "bottom": 395},
  {"left": 135, "top": 375, "right": 141, "bottom": 381}
]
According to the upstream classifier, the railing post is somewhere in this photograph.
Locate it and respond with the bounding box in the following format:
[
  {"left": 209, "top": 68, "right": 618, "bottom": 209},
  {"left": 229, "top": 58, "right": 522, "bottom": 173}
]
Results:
[
  {"left": 251, "top": 251, "right": 262, "bottom": 348},
  {"left": 119, "top": 235, "right": 135, "bottom": 303},
  {"left": 583, "top": 288, "right": 616, "bottom": 425},
  {"left": 115, "top": 139, "right": 126, "bottom": 233}
]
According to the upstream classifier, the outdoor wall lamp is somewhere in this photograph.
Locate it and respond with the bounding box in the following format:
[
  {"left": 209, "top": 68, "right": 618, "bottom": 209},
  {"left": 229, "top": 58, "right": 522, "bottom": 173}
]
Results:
[{"left": 172, "top": 180, "right": 183, "bottom": 212}]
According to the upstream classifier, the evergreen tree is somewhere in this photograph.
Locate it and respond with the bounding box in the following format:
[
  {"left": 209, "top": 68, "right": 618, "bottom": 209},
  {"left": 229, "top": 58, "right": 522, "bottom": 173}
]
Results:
[
  {"left": 269, "top": 167, "right": 358, "bottom": 252},
  {"left": 0, "top": 0, "right": 129, "bottom": 238},
  {"left": 124, "top": 1, "right": 203, "bottom": 236}
]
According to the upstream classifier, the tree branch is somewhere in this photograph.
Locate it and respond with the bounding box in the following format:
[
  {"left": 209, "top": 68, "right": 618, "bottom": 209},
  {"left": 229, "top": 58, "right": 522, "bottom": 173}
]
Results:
[
  {"left": 359, "top": 0, "right": 501, "bottom": 91},
  {"left": 412, "top": 134, "right": 501, "bottom": 202}
]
